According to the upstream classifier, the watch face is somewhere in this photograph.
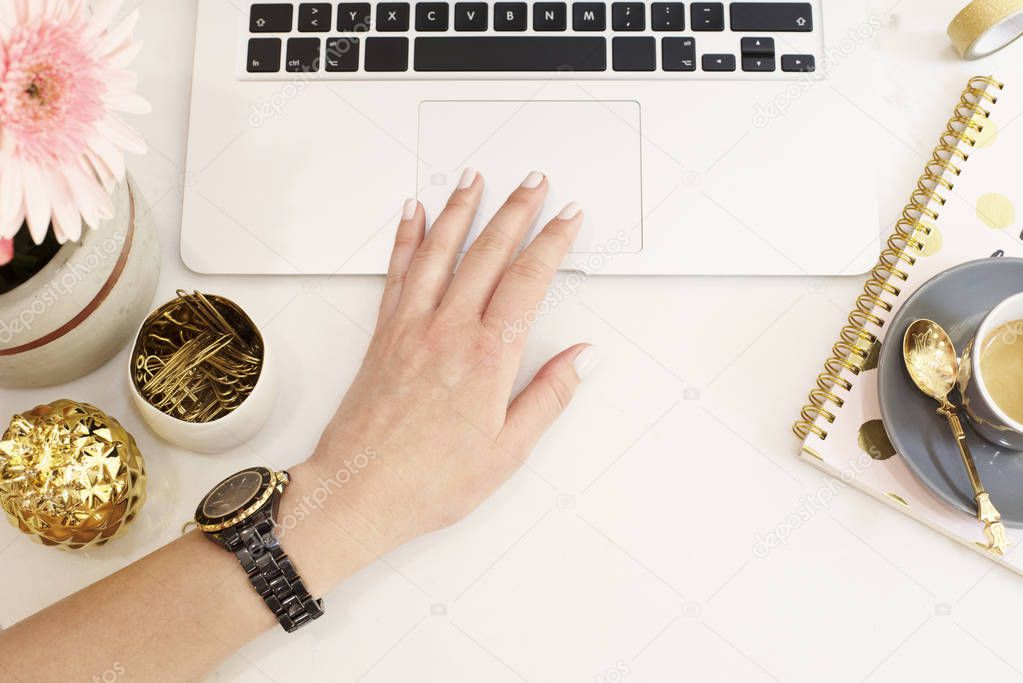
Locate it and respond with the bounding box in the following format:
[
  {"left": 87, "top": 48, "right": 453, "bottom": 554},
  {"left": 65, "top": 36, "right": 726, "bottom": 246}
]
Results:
[{"left": 201, "top": 469, "right": 265, "bottom": 519}]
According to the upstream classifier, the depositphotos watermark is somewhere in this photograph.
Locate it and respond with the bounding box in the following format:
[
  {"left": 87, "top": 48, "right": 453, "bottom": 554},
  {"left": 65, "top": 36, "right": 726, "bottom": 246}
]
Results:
[
  {"left": 275, "top": 447, "right": 378, "bottom": 534},
  {"left": 751, "top": 15, "right": 883, "bottom": 129},
  {"left": 594, "top": 660, "right": 631, "bottom": 683},
  {"left": 751, "top": 448, "right": 873, "bottom": 559},
  {"left": 500, "top": 230, "right": 632, "bottom": 344},
  {"left": 0, "top": 228, "right": 126, "bottom": 345},
  {"left": 91, "top": 661, "right": 126, "bottom": 683}
]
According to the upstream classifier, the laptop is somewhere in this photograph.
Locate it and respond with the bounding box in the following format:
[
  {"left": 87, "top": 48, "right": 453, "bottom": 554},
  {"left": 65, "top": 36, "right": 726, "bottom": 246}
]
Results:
[{"left": 182, "top": 1, "right": 878, "bottom": 276}]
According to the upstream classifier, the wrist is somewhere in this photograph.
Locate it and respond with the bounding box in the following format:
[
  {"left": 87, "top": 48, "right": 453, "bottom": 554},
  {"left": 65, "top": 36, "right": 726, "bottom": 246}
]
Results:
[{"left": 275, "top": 456, "right": 411, "bottom": 596}]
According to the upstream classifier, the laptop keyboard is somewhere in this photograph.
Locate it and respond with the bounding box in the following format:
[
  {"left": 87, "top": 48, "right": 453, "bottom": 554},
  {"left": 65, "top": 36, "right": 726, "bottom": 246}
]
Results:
[{"left": 242, "top": 1, "right": 820, "bottom": 78}]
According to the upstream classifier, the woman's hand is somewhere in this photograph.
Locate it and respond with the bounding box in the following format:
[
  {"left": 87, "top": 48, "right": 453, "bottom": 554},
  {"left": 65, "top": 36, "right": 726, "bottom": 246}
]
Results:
[
  {"left": 0, "top": 172, "right": 596, "bottom": 683},
  {"left": 303, "top": 170, "right": 596, "bottom": 555}
]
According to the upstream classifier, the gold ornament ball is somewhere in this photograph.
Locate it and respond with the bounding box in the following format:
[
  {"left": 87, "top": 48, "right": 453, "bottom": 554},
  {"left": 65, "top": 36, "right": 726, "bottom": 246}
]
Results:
[{"left": 0, "top": 400, "right": 147, "bottom": 550}]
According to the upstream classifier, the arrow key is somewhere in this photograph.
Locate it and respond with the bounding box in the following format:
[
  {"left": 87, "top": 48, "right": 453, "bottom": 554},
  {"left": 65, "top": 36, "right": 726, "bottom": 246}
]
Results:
[
  {"left": 741, "top": 55, "right": 775, "bottom": 72},
  {"left": 781, "top": 54, "right": 815, "bottom": 72},
  {"left": 740, "top": 37, "right": 774, "bottom": 56},
  {"left": 299, "top": 3, "right": 332, "bottom": 32},
  {"left": 702, "top": 53, "right": 736, "bottom": 71}
]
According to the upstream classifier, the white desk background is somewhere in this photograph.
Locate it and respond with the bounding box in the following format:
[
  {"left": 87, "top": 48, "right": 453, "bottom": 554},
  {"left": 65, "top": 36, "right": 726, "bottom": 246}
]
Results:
[{"left": 2, "top": 1, "right": 1021, "bottom": 681}]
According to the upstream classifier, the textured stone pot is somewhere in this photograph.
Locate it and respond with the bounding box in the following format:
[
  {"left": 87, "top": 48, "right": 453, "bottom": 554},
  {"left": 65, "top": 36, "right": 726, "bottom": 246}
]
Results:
[{"left": 0, "top": 177, "right": 160, "bottom": 388}]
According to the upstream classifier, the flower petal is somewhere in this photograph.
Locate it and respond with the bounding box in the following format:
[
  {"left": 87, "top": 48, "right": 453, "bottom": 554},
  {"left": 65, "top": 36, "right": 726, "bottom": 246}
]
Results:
[
  {"left": 22, "top": 165, "right": 53, "bottom": 244},
  {"left": 0, "top": 239, "right": 13, "bottom": 267}
]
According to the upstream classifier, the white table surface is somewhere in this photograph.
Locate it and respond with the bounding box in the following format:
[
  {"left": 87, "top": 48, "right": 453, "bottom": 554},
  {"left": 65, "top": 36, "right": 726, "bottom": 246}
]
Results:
[{"left": 4, "top": 1, "right": 1023, "bottom": 681}]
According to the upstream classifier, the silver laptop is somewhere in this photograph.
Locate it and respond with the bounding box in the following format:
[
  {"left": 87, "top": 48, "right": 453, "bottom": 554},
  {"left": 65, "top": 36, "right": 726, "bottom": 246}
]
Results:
[{"left": 182, "top": 0, "right": 878, "bottom": 275}]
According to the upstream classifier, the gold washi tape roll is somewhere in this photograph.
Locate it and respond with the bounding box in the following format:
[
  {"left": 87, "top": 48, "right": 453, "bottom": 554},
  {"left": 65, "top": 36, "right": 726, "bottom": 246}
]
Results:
[{"left": 949, "top": 0, "right": 1023, "bottom": 59}]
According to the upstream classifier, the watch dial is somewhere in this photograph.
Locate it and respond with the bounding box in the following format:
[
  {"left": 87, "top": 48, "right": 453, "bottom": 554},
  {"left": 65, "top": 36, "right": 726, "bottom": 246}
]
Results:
[{"left": 202, "top": 470, "right": 264, "bottom": 519}]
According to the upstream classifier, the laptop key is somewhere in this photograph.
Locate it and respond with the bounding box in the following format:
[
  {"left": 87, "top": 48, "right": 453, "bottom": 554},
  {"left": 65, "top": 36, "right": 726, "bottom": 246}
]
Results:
[
  {"left": 534, "top": 3, "right": 568, "bottom": 31},
  {"left": 661, "top": 37, "right": 696, "bottom": 71},
  {"left": 413, "top": 37, "right": 606, "bottom": 71},
  {"left": 613, "top": 37, "right": 655, "bottom": 71},
  {"left": 416, "top": 3, "right": 449, "bottom": 30},
  {"left": 573, "top": 3, "right": 606, "bottom": 30},
  {"left": 337, "top": 3, "right": 371, "bottom": 31},
  {"left": 286, "top": 38, "right": 321, "bottom": 72},
  {"left": 247, "top": 38, "right": 282, "bottom": 72},
  {"left": 454, "top": 2, "right": 488, "bottom": 30},
  {"left": 781, "top": 54, "right": 815, "bottom": 72},
  {"left": 741, "top": 56, "right": 774, "bottom": 71},
  {"left": 612, "top": 3, "right": 646, "bottom": 31},
  {"left": 494, "top": 3, "right": 527, "bottom": 30},
  {"left": 651, "top": 3, "right": 685, "bottom": 31},
  {"left": 740, "top": 37, "right": 774, "bottom": 56},
  {"left": 691, "top": 3, "right": 724, "bottom": 31},
  {"left": 250, "top": 4, "right": 293, "bottom": 32},
  {"left": 325, "top": 37, "right": 360, "bottom": 71},
  {"left": 702, "top": 53, "right": 735, "bottom": 71},
  {"left": 365, "top": 37, "right": 409, "bottom": 70},
  {"left": 376, "top": 3, "right": 410, "bottom": 31},
  {"left": 298, "top": 4, "right": 331, "bottom": 31},
  {"left": 730, "top": 3, "right": 812, "bottom": 32}
]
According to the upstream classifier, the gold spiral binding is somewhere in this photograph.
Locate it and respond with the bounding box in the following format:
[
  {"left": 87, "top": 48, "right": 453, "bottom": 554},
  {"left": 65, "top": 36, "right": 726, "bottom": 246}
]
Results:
[{"left": 793, "top": 76, "right": 1004, "bottom": 441}]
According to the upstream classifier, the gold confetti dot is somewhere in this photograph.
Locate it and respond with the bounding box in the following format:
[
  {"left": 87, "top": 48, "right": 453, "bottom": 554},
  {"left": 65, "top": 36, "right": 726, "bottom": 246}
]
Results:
[
  {"left": 860, "top": 339, "right": 881, "bottom": 371},
  {"left": 858, "top": 419, "right": 896, "bottom": 460},
  {"left": 885, "top": 493, "right": 909, "bottom": 507},
  {"left": 977, "top": 192, "right": 1015, "bottom": 230},
  {"left": 918, "top": 225, "right": 943, "bottom": 257},
  {"left": 973, "top": 118, "right": 998, "bottom": 148}
]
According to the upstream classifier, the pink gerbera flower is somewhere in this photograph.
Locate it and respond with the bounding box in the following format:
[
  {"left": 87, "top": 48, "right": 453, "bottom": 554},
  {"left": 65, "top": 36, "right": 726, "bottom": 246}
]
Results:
[{"left": 0, "top": 0, "right": 149, "bottom": 253}]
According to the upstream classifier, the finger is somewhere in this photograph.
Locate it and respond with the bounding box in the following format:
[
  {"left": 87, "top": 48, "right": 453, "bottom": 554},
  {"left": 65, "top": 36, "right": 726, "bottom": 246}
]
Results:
[
  {"left": 498, "top": 344, "right": 597, "bottom": 457},
  {"left": 377, "top": 198, "right": 426, "bottom": 329},
  {"left": 443, "top": 171, "right": 548, "bottom": 316},
  {"left": 399, "top": 168, "right": 483, "bottom": 316},
  {"left": 482, "top": 202, "right": 582, "bottom": 340}
]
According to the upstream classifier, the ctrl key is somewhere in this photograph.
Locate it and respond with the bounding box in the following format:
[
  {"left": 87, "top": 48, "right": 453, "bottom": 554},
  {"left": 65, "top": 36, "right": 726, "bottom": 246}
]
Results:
[{"left": 247, "top": 38, "right": 282, "bottom": 72}]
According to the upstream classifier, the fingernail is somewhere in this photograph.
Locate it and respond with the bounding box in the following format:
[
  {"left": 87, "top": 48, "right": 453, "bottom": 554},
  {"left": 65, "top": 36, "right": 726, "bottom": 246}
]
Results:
[
  {"left": 402, "top": 198, "right": 418, "bottom": 220},
  {"left": 520, "top": 171, "right": 544, "bottom": 189},
  {"left": 457, "top": 167, "right": 478, "bottom": 189},
  {"left": 573, "top": 345, "right": 600, "bottom": 381},
  {"left": 558, "top": 202, "right": 582, "bottom": 220}
]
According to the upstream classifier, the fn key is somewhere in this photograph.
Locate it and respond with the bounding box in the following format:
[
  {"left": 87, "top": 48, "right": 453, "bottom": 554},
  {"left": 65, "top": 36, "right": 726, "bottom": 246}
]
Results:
[{"left": 248, "top": 38, "right": 282, "bottom": 72}]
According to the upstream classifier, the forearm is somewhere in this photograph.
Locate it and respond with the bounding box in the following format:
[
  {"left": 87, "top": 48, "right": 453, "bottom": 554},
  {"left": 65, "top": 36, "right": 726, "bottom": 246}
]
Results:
[{"left": 0, "top": 460, "right": 386, "bottom": 682}]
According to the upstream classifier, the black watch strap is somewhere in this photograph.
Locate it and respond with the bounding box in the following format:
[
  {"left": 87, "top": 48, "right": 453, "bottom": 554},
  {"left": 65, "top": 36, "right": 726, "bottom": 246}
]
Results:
[{"left": 221, "top": 509, "right": 325, "bottom": 632}]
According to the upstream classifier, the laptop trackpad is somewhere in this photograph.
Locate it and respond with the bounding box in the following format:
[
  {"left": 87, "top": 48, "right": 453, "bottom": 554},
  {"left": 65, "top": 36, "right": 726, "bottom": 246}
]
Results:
[{"left": 417, "top": 100, "right": 642, "bottom": 256}]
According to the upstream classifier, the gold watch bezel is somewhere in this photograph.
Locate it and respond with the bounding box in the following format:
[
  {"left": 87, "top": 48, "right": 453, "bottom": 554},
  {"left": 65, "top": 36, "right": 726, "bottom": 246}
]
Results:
[{"left": 194, "top": 469, "right": 289, "bottom": 533}]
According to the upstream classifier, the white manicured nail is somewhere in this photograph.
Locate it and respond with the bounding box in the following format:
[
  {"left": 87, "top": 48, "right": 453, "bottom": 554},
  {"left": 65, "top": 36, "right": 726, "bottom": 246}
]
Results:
[
  {"left": 402, "top": 198, "right": 418, "bottom": 220},
  {"left": 457, "top": 168, "right": 478, "bottom": 189},
  {"left": 558, "top": 202, "right": 582, "bottom": 220},
  {"left": 520, "top": 171, "right": 544, "bottom": 189},
  {"left": 573, "top": 346, "right": 599, "bottom": 381}
]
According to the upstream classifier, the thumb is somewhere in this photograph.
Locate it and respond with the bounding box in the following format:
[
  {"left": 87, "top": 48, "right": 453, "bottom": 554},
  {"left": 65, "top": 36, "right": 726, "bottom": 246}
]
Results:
[{"left": 499, "top": 344, "right": 598, "bottom": 456}]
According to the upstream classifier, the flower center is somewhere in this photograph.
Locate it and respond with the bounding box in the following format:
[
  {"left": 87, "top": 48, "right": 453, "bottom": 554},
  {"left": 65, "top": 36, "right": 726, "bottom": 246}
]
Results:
[{"left": 0, "top": 21, "right": 105, "bottom": 166}]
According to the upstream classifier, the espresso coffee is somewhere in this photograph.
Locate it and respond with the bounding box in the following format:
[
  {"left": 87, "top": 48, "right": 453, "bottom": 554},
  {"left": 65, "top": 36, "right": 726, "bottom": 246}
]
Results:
[{"left": 980, "top": 319, "right": 1023, "bottom": 424}]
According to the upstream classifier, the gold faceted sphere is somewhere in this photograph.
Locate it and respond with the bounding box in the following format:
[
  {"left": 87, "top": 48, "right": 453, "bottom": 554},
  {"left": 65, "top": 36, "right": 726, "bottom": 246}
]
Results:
[{"left": 0, "top": 400, "right": 146, "bottom": 550}]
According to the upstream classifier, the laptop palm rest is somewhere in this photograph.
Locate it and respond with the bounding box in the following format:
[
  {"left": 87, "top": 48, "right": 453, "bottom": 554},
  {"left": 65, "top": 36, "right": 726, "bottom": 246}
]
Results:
[{"left": 417, "top": 100, "right": 643, "bottom": 256}]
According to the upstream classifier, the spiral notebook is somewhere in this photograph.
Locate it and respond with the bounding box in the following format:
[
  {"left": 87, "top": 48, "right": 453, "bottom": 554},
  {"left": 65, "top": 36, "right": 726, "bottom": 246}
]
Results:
[{"left": 793, "top": 76, "right": 1023, "bottom": 574}]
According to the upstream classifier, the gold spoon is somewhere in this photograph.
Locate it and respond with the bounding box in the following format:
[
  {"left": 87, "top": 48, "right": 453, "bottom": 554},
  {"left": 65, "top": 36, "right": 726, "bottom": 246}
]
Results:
[{"left": 903, "top": 319, "right": 1008, "bottom": 555}]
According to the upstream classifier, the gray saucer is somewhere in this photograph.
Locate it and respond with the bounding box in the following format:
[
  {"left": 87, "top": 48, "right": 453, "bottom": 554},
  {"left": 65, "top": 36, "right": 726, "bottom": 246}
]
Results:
[{"left": 877, "top": 257, "right": 1023, "bottom": 527}]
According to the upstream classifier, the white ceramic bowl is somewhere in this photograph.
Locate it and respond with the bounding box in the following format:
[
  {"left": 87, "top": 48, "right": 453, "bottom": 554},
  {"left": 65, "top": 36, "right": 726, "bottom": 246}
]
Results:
[
  {"left": 128, "top": 312, "right": 277, "bottom": 454},
  {"left": 0, "top": 178, "right": 160, "bottom": 388}
]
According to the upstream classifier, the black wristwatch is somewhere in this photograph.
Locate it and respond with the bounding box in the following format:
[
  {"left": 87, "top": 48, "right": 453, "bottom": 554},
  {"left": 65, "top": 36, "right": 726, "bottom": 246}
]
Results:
[{"left": 194, "top": 467, "right": 325, "bottom": 632}]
